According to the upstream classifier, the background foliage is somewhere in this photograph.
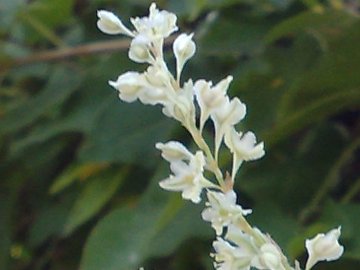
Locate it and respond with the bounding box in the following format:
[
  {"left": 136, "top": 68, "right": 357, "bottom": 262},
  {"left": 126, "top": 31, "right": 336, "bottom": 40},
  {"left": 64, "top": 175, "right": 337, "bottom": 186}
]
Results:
[{"left": 0, "top": 0, "right": 359, "bottom": 269}]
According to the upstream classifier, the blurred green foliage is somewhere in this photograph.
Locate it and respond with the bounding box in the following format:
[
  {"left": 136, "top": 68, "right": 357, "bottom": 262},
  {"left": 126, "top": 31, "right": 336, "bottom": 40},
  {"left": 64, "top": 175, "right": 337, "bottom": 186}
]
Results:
[{"left": 0, "top": 0, "right": 359, "bottom": 269}]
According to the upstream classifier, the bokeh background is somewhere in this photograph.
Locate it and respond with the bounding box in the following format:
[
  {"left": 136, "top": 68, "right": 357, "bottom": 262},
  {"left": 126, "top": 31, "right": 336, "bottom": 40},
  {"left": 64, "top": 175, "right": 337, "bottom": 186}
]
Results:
[{"left": 0, "top": 0, "right": 359, "bottom": 269}]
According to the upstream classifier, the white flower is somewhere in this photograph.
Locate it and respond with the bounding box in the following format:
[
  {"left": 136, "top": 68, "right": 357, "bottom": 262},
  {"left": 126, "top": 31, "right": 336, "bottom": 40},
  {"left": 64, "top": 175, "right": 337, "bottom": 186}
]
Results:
[
  {"left": 225, "top": 225, "right": 259, "bottom": 252},
  {"left": 211, "top": 97, "right": 246, "bottom": 158},
  {"left": 305, "top": 227, "right": 344, "bottom": 270},
  {"left": 255, "top": 243, "right": 286, "bottom": 270},
  {"left": 144, "top": 66, "right": 171, "bottom": 88},
  {"left": 162, "top": 80, "right": 196, "bottom": 124},
  {"left": 97, "top": 10, "right": 134, "bottom": 36},
  {"left": 225, "top": 226, "right": 286, "bottom": 270},
  {"left": 202, "top": 190, "right": 252, "bottom": 235},
  {"left": 194, "top": 76, "right": 232, "bottom": 132},
  {"left": 155, "top": 141, "right": 192, "bottom": 162},
  {"left": 212, "top": 237, "right": 253, "bottom": 270},
  {"left": 128, "top": 35, "right": 153, "bottom": 63},
  {"left": 159, "top": 151, "right": 208, "bottom": 203},
  {"left": 138, "top": 86, "right": 167, "bottom": 106},
  {"left": 130, "top": 3, "right": 178, "bottom": 39},
  {"left": 108, "top": 72, "right": 145, "bottom": 102},
  {"left": 173, "top": 33, "right": 196, "bottom": 79},
  {"left": 225, "top": 127, "right": 264, "bottom": 179}
]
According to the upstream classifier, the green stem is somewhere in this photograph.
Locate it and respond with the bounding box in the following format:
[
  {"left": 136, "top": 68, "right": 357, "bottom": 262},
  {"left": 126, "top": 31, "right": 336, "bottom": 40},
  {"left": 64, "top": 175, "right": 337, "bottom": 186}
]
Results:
[
  {"left": 19, "top": 13, "right": 67, "bottom": 48},
  {"left": 187, "top": 122, "right": 225, "bottom": 187},
  {"left": 300, "top": 136, "right": 360, "bottom": 223},
  {"left": 341, "top": 176, "right": 360, "bottom": 203}
]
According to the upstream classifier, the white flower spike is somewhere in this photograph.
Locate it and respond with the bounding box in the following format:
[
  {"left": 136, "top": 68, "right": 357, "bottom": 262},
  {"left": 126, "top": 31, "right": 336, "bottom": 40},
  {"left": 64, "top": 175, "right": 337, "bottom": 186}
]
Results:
[
  {"left": 97, "top": 10, "right": 134, "bottom": 36},
  {"left": 305, "top": 227, "right": 344, "bottom": 270},
  {"left": 98, "top": 4, "right": 343, "bottom": 270}
]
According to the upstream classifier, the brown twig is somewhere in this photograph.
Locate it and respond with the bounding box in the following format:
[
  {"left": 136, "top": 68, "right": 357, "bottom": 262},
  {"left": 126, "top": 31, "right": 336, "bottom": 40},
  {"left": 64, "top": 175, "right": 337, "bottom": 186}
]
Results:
[
  {"left": 13, "top": 39, "right": 130, "bottom": 66},
  {"left": 6, "top": 36, "right": 177, "bottom": 70}
]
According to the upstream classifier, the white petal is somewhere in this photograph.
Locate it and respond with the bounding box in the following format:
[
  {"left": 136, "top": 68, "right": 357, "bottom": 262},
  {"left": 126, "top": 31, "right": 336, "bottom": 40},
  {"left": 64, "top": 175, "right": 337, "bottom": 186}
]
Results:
[{"left": 155, "top": 141, "right": 193, "bottom": 162}]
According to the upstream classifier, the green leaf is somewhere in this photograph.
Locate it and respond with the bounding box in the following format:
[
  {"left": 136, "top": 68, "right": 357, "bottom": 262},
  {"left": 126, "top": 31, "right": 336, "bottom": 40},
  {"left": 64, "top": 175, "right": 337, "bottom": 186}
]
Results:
[
  {"left": 0, "top": 67, "right": 82, "bottom": 135},
  {"left": 28, "top": 194, "right": 74, "bottom": 247},
  {"left": 80, "top": 206, "right": 159, "bottom": 270},
  {"left": 78, "top": 98, "right": 176, "bottom": 167},
  {"left": 23, "top": 0, "right": 74, "bottom": 29},
  {"left": 80, "top": 167, "right": 211, "bottom": 270},
  {"left": 265, "top": 10, "right": 354, "bottom": 44},
  {"left": 63, "top": 170, "right": 125, "bottom": 235},
  {"left": 49, "top": 163, "right": 109, "bottom": 195},
  {"left": 266, "top": 89, "right": 360, "bottom": 146},
  {"left": 199, "top": 14, "right": 269, "bottom": 57},
  {"left": 241, "top": 123, "right": 347, "bottom": 214},
  {"left": 0, "top": 194, "right": 13, "bottom": 269}
]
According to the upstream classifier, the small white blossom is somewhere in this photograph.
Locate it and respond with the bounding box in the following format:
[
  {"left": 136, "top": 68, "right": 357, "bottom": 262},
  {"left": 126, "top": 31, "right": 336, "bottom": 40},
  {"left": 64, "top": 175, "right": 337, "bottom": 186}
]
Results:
[
  {"left": 159, "top": 151, "right": 208, "bottom": 203},
  {"left": 162, "top": 80, "right": 196, "bottom": 124},
  {"left": 212, "top": 237, "right": 252, "bottom": 270},
  {"left": 211, "top": 97, "right": 246, "bottom": 158},
  {"left": 97, "top": 10, "right": 134, "bottom": 36},
  {"left": 225, "top": 225, "right": 259, "bottom": 253},
  {"left": 202, "top": 190, "right": 252, "bottom": 235},
  {"left": 225, "top": 127, "right": 265, "bottom": 178},
  {"left": 108, "top": 72, "right": 145, "bottom": 102},
  {"left": 128, "top": 35, "right": 153, "bottom": 63},
  {"left": 138, "top": 86, "right": 167, "bottom": 106},
  {"left": 109, "top": 71, "right": 168, "bottom": 106},
  {"left": 130, "top": 3, "right": 178, "bottom": 39},
  {"left": 155, "top": 141, "right": 192, "bottom": 162},
  {"left": 225, "top": 226, "right": 286, "bottom": 270},
  {"left": 256, "top": 243, "right": 286, "bottom": 270},
  {"left": 144, "top": 66, "right": 171, "bottom": 88},
  {"left": 173, "top": 33, "right": 196, "bottom": 79},
  {"left": 194, "top": 76, "right": 232, "bottom": 132},
  {"left": 305, "top": 227, "right": 344, "bottom": 270}
]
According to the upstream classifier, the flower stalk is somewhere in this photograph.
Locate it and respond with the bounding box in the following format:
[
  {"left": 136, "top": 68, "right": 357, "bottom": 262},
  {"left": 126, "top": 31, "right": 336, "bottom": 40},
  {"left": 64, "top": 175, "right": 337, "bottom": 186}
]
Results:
[{"left": 96, "top": 3, "right": 344, "bottom": 269}]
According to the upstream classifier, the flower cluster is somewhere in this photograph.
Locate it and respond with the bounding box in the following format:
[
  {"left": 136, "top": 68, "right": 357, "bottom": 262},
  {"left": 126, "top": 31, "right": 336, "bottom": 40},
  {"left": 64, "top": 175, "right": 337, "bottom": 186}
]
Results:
[{"left": 97, "top": 3, "right": 344, "bottom": 270}]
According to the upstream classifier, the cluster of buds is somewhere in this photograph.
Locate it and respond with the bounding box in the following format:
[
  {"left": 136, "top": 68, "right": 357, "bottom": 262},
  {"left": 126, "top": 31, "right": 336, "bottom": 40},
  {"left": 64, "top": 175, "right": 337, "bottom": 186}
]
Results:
[{"left": 97, "top": 3, "right": 344, "bottom": 270}]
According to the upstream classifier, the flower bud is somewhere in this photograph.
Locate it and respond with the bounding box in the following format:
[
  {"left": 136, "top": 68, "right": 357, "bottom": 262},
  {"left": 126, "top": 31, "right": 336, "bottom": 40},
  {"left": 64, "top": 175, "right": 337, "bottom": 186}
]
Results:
[
  {"left": 97, "top": 10, "right": 134, "bottom": 36},
  {"left": 173, "top": 33, "right": 196, "bottom": 79},
  {"left": 155, "top": 141, "right": 192, "bottom": 162},
  {"left": 108, "top": 72, "right": 144, "bottom": 102},
  {"left": 128, "top": 35, "right": 152, "bottom": 63}
]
